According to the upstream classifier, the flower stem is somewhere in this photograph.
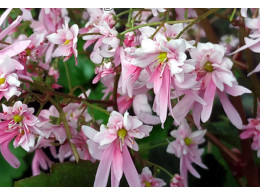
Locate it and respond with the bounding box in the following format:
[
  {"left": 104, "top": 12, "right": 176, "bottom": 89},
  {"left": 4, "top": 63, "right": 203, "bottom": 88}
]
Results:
[
  {"left": 49, "top": 97, "right": 80, "bottom": 163},
  {"left": 118, "top": 19, "right": 195, "bottom": 38},
  {"left": 113, "top": 72, "right": 120, "bottom": 111},
  {"left": 64, "top": 61, "right": 72, "bottom": 90},
  {"left": 175, "top": 8, "right": 219, "bottom": 39},
  {"left": 145, "top": 160, "right": 173, "bottom": 178}
]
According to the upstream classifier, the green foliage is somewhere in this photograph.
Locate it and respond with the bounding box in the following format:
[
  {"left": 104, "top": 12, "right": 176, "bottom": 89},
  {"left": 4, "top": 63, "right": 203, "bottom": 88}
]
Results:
[
  {"left": 57, "top": 53, "right": 95, "bottom": 93},
  {"left": 14, "top": 160, "right": 98, "bottom": 187},
  {"left": 205, "top": 117, "right": 241, "bottom": 148},
  {"left": 0, "top": 143, "right": 28, "bottom": 187}
]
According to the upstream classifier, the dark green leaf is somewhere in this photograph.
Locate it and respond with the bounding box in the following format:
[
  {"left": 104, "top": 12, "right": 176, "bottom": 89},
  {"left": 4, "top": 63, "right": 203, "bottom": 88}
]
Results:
[{"left": 14, "top": 160, "right": 98, "bottom": 187}]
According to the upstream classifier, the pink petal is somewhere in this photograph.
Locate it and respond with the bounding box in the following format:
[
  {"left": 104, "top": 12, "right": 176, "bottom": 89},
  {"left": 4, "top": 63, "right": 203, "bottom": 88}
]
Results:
[
  {"left": 94, "top": 143, "right": 115, "bottom": 187},
  {"left": 52, "top": 46, "right": 71, "bottom": 57},
  {"left": 217, "top": 90, "right": 243, "bottom": 129},
  {"left": 0, "top": 8, "right": 12, "bottom": 26},
  {"left": 0, "top": 40, "right": 31, "bottom": 58},
  {"left": 224, "top": 84, "right": 251, "bottom": 96},
  {"left": 0, "top": 139, "right": 20, "bottom": 168},
  {"left": 159, "top": 67, "right": 171, "bottom": 126},
  {"left": 45, "top": 43, "right": 55, "bottom": 63},
  {"left": 0, "top": 15, "right": 22, "bottom": 41},
  {"left": 201, "top": 79, "right": 216, "bottom": 123},
  {"left": 248, "top": 62, "right": 260, "bottom": 76},
  {"left": 111, "top": 164, "right": 120, "bottom": 187},
  {"left": 122, "top": 145, "right": 141, "bottom": 187},
  {"left": 111, "top": 147, "right": 123, "bottom": 186},
  {"left": 184, "top": 156, "right": 200, "bottom": 178},
  {"left": 47, "top": 33, "right": 64, "bottom": 44}
]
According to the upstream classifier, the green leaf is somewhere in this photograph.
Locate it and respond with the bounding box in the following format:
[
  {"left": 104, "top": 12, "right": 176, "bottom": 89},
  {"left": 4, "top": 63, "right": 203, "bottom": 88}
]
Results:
[
  {"left": 58, "top": 54, "right": 95, "bottom": 92},
  {"left": 14, "top": 160, "right": 98, "bottom": 187},
  {"left": 0, "top": 143, "right": 28, "bottom": 187},
  {"left": 205, "top": 117, "right": 240, "bottom": 148}
]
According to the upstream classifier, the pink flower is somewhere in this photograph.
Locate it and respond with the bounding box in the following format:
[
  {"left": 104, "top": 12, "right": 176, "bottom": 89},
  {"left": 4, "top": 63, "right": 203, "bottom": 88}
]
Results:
[
  {"left": 47, "top": 23, "right": 79, "bottom": 64},
  {"left": 229, "top": 12, "right": 260, "bottom": 55},
  {"left": 71, "top": 130, "right": 96, "bottom": 162},
  {"left": 32, "top": 149, "right": 53, "bottom": 176},
  {"left": 0, "top": 8, "right": 23, "bottom": 41},
  {"left": 240, "top": 117, "right": 260, "bottom": 157},
  {"left": 18, "top": 33, "right": 46, "bottom": 63},
  {"left": 129, "top": 32, "right": 195, "bottom": 126},
  {"left": 82, "top": 111, "right": 153, "bottom": 187},
  {"left": 170, "top": 174, "right": 185, "bottom": 187},
  {"left": 190, "top": 42, "right": 251, "bottom": 129},
  {"left": 140, "top": 166, "right": 166, "bottom": 187},
  {"left": 0, "top": 56, "right": 24, "bottom": 100},
  {"left": 166, "top": 120, "right": 207, "bottom": 186},
  {"left": 81, "top": 22, "right": 120, "bottom": 65},
  {"left": 30, "top": 8, "right": 69, "bottom": 36},
  {"left": 220, "top": 35, "right": 239, "bottom": 54},
  {"left": 92, "top": 61, "right": 116, "bottom": 84},
  {"left": 0, "top": 101, "right": 42, "bottom": 168}
]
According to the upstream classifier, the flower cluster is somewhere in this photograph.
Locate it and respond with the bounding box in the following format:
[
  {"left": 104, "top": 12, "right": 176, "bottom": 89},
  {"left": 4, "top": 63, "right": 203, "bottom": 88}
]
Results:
[{"left": 0, "top": 8, "right": 259, "bottom": 187}]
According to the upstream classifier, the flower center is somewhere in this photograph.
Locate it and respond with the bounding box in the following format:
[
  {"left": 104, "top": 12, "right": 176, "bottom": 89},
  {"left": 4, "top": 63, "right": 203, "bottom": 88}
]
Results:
[
  {"left": 157, "top": 52, "right": 168, "bottom": 63},
  {"left": 117, "top": 128, "right": 127, "bottom": 140},
  {"left": 145, "top": 181, "right": 152, "bottom": 187},
  {"left": 203, "top": 61, "right": 214, "bottom": 72},
  {"left": 25, "top": 49, "right": 31, "bottom": 56},
  {"left": 13, "top": 115, "right": 23, "bottom": 123},
  {"left": 64, "top": 39, "right": 71, "bottom": 45},
  {"left": 184, "top": 137, "right": 192, "bottom": 145},
  {"left": 0, "top": 78, "right": 5, "bottom": 85}
]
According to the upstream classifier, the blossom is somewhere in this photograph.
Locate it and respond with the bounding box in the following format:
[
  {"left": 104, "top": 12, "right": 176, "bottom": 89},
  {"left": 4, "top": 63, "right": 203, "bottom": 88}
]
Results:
[
  {"left": 166, "top": 120, "right": 207, "bottom": 186},
  {"left": 139, "top": 167, "right": 166, "bottom": 187},
  {"left": 220, "top": 35, "right": 239, "bottom": 54},
  {"left": 0, "top": 101, "right": 43, "bottom": 168},
  {"left": 170, "top": 174, "right": 185, "bottom": 187},
  {"left": 81, "top": 21, "right": 120, "bottom": 65},
  {"left": 92, "top": 61, "right": 116, "bottom": 84},
  {"left": 189, "top": 42, "right": 251, "bottom": 129},
  {"left": 0, "top": 56, "right": 24, "bottom": 100},
  {"left": 240, "top": 117, "right": 260, "bottom": 157},
  {"left": 129, "top": 32, "right": 194, "bottom": 126},
  {"left": 71, "top": 130, "right": 96, "bottom": 162},
  {"left": 47, "top": 23, "right": 79, "bottom": 64},
  {"left": 229, "top": 11, "right": 260, "bottom": 55},
  {"left": 32, "top": 149, "right": 53, "bottom": 176},
  {"left": 82, "top": 111, "right": 152, "bottom": 187}
]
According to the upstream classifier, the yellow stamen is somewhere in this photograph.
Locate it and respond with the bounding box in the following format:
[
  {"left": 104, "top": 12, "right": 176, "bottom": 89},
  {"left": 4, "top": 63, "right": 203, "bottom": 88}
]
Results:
[
  {"left": 184, "top": 137, "right": 192, "bottom": 146},
  {"left": 13, "top": 115, "right": 23, "bottom": 123},
  {"left": 0, "top": 78, "right": 5, "bottom": 85},
  {"left": 64, "top": 39, "right": 71, "bottom": 45},
  {"left": 25, "top": 49, "right": 31, "bottom": 56},
  {"left": 117, "top": 128, "right": 127, "bottom": 140},
  {"left": 157, "top": 52, "right": 168, "bottom": 63},
  {"left": 203, "top": 61, "right": 214, "bottom": 72},
  {"left": 145, "top": 182, "right": 152, "bottom": 187}
]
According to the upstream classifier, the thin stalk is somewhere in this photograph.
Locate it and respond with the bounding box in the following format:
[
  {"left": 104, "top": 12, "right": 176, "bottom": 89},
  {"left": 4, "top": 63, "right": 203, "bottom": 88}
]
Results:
[
  {"left": 20, "top": 78, "right": 113, "bottom": 105},
  {"left": 64, "top": 61, "right": 72, "bottom": 90},
  {"left": 127, "top": 8, "right": 133, "bottom": 28},
  {"left": 113, "top": 72, "right": 120, "bottom": 111},
  {"left": 49, "top": 97, "right": 80, "bottom": 163},
  {"left": 145, "top": 160, "right": 173, "bottom": 178},
  {"left": 78, "top": 33, "right": 102, "bottom": 38},
  {"left": 150, "top": 22, "right": 165, "bottom": 39},
  {"left": 175, "top": 8, "right": 219, "bottom": 39},
  {"left": 118, "top": 19, "right": 195, "bottom": 38},
  {"left": 116, "top": 9, "right": 150, "bottom": 19}
]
